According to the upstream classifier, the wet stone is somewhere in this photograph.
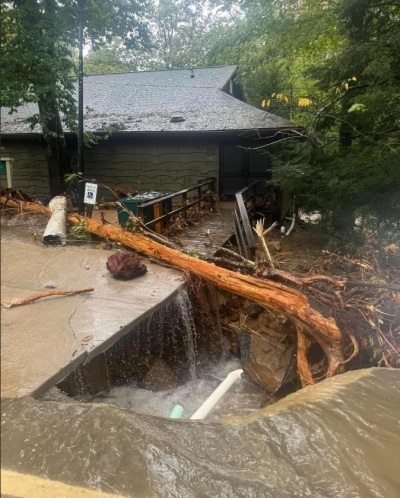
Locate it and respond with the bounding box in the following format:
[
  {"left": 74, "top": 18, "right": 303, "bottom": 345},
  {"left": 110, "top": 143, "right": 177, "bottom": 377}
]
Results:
[
  {"left": 142, "top": 358, "right": 178, "bottom": 391},
  {"left": 106, "top": 252, "right": 147, "bottom": 280}
]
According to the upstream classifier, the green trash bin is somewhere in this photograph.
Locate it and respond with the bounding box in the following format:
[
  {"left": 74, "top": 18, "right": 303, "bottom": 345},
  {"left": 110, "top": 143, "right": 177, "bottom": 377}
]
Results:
[{"left": 117, "top": 191, "right": 171, "bottom": 227}]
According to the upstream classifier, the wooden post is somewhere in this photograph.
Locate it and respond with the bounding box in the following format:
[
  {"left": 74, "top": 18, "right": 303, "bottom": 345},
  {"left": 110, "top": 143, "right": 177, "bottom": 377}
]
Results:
[
  {"left": 182, "top": 192, "right": 188, "bottom": 219},
  {"left": 153, "top": 202, "right": 162, "bottom": 234}
]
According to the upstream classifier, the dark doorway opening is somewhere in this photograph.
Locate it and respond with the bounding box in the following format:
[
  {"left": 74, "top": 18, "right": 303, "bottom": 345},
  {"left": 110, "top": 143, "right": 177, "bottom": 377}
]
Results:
[{"left": 219, "top": 141, "right": 272, "bottom": 200}]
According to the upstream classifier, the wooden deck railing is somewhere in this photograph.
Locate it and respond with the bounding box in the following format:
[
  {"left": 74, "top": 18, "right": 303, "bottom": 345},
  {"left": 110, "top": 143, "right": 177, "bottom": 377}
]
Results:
[
  {"left": 234, "top": 181, "right": 263, "bottom": 259},
  {"left": 138, "top": 178, "right": 216, "bottom": 233}
]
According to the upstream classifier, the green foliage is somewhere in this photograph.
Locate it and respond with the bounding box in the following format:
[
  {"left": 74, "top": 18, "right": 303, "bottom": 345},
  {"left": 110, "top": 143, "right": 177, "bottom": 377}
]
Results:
[
  {"left": 70, "top": 218, "right": 89, "bottom": 239},
  {"left": 1, "top": 0, "right": 149, "bottom": 126},
  {"left": 84, "top": 0, "right": 226, "bottom": 73},
  {"left": 209, "top": 0, "right": 400, "bottom": 238},
  {"left": 1, "top": 0, "right": 149, "bottom": 193},
  {"left": 84, "top": 41, "right": 139, "bottom": 75}
]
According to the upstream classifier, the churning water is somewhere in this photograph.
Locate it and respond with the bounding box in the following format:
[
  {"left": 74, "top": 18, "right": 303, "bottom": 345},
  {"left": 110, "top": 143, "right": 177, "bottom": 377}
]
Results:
[
  {"left": 2, "top": 369, "right": 400, "bottom": 497},
  {"left": 88, "top": 351, "right": 267, "bottom": 421},
  {"left": 73, "top": 288, "right": 268, "bottom": 422}
]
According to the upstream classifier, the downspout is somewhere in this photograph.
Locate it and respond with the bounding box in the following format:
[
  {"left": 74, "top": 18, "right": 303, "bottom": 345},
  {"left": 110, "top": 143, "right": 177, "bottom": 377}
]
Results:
[
  {"left": 285, "top": 196, "right": 296, "bottom": 237},
  {"left": 190, "top": 369, "right": 243, "bottom": 420}
]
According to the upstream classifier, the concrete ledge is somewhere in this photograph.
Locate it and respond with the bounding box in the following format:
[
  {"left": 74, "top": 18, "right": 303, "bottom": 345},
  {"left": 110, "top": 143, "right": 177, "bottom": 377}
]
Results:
[{"left": 1, "top": 242, "right": 183, "bottom": 398}]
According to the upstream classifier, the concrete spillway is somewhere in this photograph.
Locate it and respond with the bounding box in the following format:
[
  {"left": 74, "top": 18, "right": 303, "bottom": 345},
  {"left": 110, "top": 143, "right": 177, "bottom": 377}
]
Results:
[{"left": 1, "top": 241, "right": 183, "bottom": 398}]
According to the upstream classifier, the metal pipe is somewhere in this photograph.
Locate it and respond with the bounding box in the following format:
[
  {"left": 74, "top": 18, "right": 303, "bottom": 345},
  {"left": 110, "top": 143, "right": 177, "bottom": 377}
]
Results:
[
  {"left": 190, "top": 369, "right": 243, "bottom": 420},
  {"left": 77, "top": 0, "right": 84, "bottom": 177}
]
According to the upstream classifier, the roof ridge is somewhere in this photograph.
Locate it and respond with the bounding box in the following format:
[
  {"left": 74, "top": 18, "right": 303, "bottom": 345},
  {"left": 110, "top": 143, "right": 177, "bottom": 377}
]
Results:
[{"left": 84, "top": 65, "right": 237, "bottom": 78}]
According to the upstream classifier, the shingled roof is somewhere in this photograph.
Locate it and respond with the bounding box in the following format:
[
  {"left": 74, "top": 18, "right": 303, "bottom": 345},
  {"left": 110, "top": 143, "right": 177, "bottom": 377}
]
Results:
[{"left": 1, "top": 65, "right": 292, "bottom": 135}]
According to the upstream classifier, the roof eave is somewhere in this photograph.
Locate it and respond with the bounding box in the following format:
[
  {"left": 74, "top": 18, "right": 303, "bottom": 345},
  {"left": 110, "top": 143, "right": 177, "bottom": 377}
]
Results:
[{"left": 1, "top": 126, "right": 301, "bottom": 140}]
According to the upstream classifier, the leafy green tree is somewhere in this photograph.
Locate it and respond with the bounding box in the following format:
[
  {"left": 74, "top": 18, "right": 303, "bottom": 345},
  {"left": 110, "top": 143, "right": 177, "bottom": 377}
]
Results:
[
  {"left": 84, "top": 40, "right": 140, "bottom": 75},
  {"left": 208, "top": 0, "right": 400, "bottom": 239},
  {"left": 144, "top": 0, "right": 213, "bottom": 69},
  {"left": 84, "top": 0, "right": 231, "bottom": 73},
  {"left": 1, "top": 0, "right": 148, "bottom": 195}
]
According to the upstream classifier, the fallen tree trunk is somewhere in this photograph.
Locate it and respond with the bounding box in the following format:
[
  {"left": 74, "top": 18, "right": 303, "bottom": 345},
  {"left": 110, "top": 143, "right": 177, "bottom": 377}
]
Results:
[{"left": 1, "top": 197, "right": 346, "bottom": 385}]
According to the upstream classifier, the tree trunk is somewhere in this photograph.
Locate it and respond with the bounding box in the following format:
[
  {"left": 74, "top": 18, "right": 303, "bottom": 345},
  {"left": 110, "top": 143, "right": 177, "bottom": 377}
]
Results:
[
  {"left": 38, "top": 96, "right": 72, "bottom": 197},
  {"left": 78, "top": 216, "right": 346, "bottom": 384},
  {"left": 1, "top": 198, "right": 346, "bottom": 385}
]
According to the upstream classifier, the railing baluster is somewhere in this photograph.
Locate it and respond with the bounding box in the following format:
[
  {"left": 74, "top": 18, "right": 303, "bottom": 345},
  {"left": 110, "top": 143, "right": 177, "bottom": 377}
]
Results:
[{"left": 182, "top": 192, "right": 188, "bottom": 218}]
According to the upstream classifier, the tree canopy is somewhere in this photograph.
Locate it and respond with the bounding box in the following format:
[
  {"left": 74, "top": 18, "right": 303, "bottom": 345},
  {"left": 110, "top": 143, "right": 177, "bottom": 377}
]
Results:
[
  {"left": 84, "top": 0, "right": 225, "bottom": 72},
  {"left": 206, "top": 0, "right": 400, "bottom": 239},
  {"left": 1, "top": 0, "right": 149, "bottom": 194}
]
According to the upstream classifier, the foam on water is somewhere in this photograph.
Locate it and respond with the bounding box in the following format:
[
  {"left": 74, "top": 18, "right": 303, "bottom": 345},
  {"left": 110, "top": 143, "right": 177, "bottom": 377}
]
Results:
[{"left": 89, "top": 351, "right": 266, "bottom": 421}]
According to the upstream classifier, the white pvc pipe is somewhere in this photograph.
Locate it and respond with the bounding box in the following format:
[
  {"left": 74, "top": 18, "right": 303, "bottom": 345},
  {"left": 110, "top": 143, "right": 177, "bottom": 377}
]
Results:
[
  {"left": 43, "top": 196, "right": 67, "bottom": 246},
  {"left": 190, "top": 369, "right": 243, "bottom": 420},
  {"left": 285, "top": 214, "right": 296, "bottom": 237}
]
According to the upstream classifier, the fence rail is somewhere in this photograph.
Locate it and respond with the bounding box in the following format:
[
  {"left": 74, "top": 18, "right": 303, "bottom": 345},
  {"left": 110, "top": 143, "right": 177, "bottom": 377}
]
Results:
[{"left": 138, "top": 178, "right": 216, "bottom": 233}]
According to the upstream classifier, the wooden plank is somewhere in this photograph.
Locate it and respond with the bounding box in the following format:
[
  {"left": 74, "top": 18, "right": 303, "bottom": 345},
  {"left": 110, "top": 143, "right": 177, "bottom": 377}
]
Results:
[
  {"left": 173, "top": 203, "right": 235, "bottom": 258},
  {"left": 235, "top": 194, "right": 257, "bottom": 251}
]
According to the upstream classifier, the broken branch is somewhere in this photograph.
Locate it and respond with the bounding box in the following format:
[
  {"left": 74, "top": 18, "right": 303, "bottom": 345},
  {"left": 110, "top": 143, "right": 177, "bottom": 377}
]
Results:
[
  {"left": 1, "top": 288, "right": 94, "bottom": 308},
  {"left": 254, "top": 219, "right": 276, "bottom": 270}
]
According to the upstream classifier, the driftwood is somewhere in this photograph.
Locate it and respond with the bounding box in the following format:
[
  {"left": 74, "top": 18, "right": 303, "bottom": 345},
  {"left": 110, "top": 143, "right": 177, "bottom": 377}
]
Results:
[
  {"left": 97, "top": 201, "right": 118, "bottom": 209},
  {"left": 253, "top": 219, "right": 277, "bottom": 270},
  {"left": 1, "top": 288, "right": 94, "bottom": 308},
  {"left": 1, "top": 197, "right": 346, "bottom": 386},
  {"left": 1, "top": 188, "right": 34, "bottom": 204}
]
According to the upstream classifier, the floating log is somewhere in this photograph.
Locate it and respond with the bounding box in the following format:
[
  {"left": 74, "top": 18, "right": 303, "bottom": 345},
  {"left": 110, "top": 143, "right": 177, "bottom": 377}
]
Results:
[{"left": 1, "top": 197, "right": 346, "bottom": 385}]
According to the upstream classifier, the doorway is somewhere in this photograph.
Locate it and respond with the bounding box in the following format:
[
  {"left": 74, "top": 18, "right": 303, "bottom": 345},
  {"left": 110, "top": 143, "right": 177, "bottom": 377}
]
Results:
[{"left": 219, "top": 141, "right": 272, "bottom": 199}]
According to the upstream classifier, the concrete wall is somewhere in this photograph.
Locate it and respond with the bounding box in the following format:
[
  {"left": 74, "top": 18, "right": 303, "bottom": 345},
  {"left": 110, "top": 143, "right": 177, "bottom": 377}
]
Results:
[{"left": 1, "top": 135, "right": 219, "bottom": 200}]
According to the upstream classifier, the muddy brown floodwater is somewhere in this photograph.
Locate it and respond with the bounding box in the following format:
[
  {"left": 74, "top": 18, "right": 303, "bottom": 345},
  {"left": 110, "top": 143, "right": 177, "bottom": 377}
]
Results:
[
  {"left": 1, "top": 214, "right": 400, "bottom": 497},
  {"left": 2, "top": 368, "right": 400, "bottom": 497}
]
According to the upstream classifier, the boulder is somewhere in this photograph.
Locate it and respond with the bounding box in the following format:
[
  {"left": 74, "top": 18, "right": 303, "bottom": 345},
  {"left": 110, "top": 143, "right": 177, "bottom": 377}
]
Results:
[{"left": 106, "top": 252, "right": 147, "bottom": 280}]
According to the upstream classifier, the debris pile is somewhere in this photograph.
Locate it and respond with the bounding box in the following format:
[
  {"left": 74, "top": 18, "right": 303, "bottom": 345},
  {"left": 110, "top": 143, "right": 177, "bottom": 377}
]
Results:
[{"left": 1, "top": 191, "right": 399, "bottom": 393}]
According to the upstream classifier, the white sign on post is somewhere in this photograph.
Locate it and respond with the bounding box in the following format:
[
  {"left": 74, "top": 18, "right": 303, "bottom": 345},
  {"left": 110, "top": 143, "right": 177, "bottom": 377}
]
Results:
[{"left": 84, "top": 182, "right": 98, "bottom": 205}]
